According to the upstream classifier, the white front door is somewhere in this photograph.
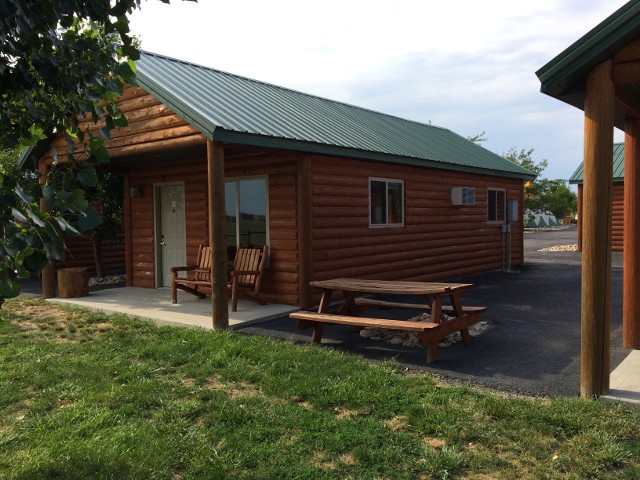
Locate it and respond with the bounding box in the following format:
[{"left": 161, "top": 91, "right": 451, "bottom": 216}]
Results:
[{"left": 157, "top": 184, "right": 186, "bottom": 287}]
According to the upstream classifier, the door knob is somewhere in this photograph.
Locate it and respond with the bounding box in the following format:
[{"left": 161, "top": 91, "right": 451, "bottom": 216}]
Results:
[{"left": 160, "top": 241, "right": 166, "bottom": 246}]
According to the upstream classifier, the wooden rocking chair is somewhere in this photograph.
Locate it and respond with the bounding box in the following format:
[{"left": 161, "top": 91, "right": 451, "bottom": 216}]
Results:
[
  {"left": 171, "top": 244, "right": 212, "bottom": 303},
  {"left": 229, "top": 245, "right": 269, "bottom": 312}
]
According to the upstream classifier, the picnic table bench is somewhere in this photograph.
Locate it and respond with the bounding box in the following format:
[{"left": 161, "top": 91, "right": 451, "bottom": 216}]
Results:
[{"left": 291, "top": 278, "right": 486, "bottom": 363}]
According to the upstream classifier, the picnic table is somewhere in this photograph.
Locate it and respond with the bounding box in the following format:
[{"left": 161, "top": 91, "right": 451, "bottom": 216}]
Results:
[{"left": 290, "top": 278, "right": 486, "bottom": 363}]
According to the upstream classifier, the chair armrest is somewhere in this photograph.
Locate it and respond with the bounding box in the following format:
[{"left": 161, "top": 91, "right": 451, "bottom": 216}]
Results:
[{"left": 171, "top": 265, "right": 197, "bottom": 274}]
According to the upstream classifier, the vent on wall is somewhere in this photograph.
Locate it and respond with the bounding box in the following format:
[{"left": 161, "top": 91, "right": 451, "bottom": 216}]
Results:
[{"left": 451, "top": 187, "right": 475, "bottom": 205}]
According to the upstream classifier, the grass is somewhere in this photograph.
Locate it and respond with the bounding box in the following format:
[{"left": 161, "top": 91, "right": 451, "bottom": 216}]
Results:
[{"left": 1, "top": 297, "right": 639, "bottom": 479}]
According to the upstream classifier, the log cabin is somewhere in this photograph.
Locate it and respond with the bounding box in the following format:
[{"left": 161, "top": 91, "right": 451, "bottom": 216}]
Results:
[
  {"left": 22, "top": 50, "right": 534, "bottom": 311},
  {"left": 569, "top": 142, "right": 625, "bottom": 251}
]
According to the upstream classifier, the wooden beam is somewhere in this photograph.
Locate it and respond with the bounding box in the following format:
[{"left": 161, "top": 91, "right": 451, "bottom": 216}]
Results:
[
  {"left": 38, "top": 159, "right": 56, "bottom": 298},
  {"left": 207, "top": 139, "right": 229, "bottom": 329},
  {"left": 613, "top": 38, "right": 640, "bottom": 63},
  {"left": 612, "top": 61, "right": 640, "bottom": 85},
  {"left": 615, "top": 88, "right": 640, "bottom": 120},
  {"left": 296, "top": 154, "right": 313, "bottom": 308},
  {"left": 624, "top": 119, "right": 640, "bottom": 349},
  {"left": 581, "top": 59, "right": 614, "bottom": 398}
]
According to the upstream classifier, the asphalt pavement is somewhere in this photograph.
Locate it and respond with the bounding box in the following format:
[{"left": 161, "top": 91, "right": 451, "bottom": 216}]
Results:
[{"left": 237, "top": 226, "right": 629, "bottom": 398}]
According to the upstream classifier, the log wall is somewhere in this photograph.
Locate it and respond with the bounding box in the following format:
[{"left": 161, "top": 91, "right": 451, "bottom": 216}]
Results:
[
  {"left": 127, "top": 154, "right": 299, "bottom": 306},
  {"left": 43, "top": 85, "right": 205, "bottom": 164},
  {"left": 53, "top": 236, "right": 125, "bottom": 274},
  {"left": 577, "top": 182, "right": 623, "bottom": 251},
  {"left": 309, "top": 155, "right": 524, "bottom": 289}
]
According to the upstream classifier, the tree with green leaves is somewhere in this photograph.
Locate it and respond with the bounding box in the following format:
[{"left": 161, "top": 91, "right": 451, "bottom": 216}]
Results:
[
  {"left": 502, "top": 146, "right": 576, "bottom": 220},
  {"left": 0, "top": 0, "right": 148, "bottom": 312}
]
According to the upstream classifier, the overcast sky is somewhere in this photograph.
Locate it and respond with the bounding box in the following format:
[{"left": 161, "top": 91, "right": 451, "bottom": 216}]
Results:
[{"left": 130, "top": 0, "right": 629, "bottom": 181}]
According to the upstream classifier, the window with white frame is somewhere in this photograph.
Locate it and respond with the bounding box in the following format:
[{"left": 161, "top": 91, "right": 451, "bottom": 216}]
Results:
[
  {"left": 369, "top": 178, "right": 404, "bottom": 226},
  {"left": 487, "top": 188, "right": 506, "bottom": 223}
]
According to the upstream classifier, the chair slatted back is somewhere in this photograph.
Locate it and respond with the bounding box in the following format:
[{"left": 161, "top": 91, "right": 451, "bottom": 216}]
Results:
[
  {"left": 195, "top": 245, "right": 212, "bottom": 281},
  {"left": 233, "top": 246, "right": 268, "bottom": 288}
]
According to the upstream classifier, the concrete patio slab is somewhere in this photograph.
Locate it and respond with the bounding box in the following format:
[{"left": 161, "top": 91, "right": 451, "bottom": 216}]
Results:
[
  {"left": 604, "top": 350, "right": 640, "bottom": 405},
  {"left": 48, "top": 286, "right": 298, "bottom": 329}
]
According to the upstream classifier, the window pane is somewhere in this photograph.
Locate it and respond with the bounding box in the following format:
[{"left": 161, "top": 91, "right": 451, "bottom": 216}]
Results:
[
  {"left": 238, "top": 178, "right": 267, "bottom": 247},
  {"left": 387, "top": 182, "right": 403, "bottom": 224},
  {"left": 370, "top": 180, "right": 386, "bottom": 224},
  {"left": 488, "top": 189, "right": 496, "bottom": 221},
  {"left": 497, "top": 190, "right": 506, "bottom": 221},
  {"left": 225, "top": 181, "right": 237, "bottom": 259}
]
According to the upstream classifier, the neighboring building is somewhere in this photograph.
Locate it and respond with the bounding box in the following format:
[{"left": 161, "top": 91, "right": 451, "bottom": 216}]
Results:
[
  {"left": 23, "top": 51, "right": 534, "bottom": 308},
  {"left": 569, "top": 143, "right": 625, "bottom": 251}
]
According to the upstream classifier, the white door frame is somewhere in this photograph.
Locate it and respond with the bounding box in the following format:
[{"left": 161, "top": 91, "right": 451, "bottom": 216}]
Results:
[{"left": 153, "top": 182, "right": 186, "bottom": 287}]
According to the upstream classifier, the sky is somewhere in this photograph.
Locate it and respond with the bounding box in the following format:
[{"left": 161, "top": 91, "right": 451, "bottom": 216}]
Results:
[{"left": 129, "top": 0, "right": 630, "bottom": 182}]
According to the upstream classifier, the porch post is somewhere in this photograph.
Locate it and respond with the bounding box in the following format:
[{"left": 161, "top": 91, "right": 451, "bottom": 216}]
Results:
[
  {"left": 123, "top": 172, "right": 133, "bottom": 287},
  {"left": 623, "top": 118, "right": 640, "bottom": 349},
  {"left": 577, "top": 184, "right": 583, "bottom": 252},
  {"left": 207, "top": 139, "right": 229, "bottom": 329},
  {"left": 38, "top": 159, "right": 55, "bottom": 298},
  {"left": 581, "top": 59, "right": 614, "bottom": 397}
]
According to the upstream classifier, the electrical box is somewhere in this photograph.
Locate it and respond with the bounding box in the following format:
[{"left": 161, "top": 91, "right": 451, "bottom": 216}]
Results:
[
  {"left": 451, "top": 187, "right": 475, "bottom": 205},
  {"left": 508, "top": 199, "right": 519, "bottom": 222}
]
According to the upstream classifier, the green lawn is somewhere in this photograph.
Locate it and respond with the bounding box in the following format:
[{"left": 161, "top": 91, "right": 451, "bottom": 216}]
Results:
[{"left": 1, "top": 297, "right": 639, "bottom": 479}]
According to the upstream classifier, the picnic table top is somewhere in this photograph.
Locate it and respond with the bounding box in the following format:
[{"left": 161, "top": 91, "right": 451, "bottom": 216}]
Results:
[{"left": 309, "top": 278, "right": 473, "bottom": 296}]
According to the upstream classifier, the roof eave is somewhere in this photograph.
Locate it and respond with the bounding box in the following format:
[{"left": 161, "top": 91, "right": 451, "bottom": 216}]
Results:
[
  {"left": 212, "top": 129, "right": 535, "bottom": 181},
  {"left": 536, "top": 1, "right": 640, "bottom": 103}
]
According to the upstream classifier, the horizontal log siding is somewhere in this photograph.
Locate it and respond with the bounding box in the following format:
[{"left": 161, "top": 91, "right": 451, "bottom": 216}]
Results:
[
  {"left": 310, "top": 156, "right": 524, "bottom": 288},
  {"left": 43, "top": 86, "right": 204, "bottom": 163},
  {"left": 127, "top": 154, "right": 300, "bottom": 306},
  {"left": 226, "top": 155, "right": 300, "bottom": 306},
  {"left": 612, "top": 182, "right": 624, "bottom": 251},
  {"left": 53, "top": 236, "right": 125, "bottom": 274},
  {"left": 577, "top": 182, "right": 623, "bottom": 251}
]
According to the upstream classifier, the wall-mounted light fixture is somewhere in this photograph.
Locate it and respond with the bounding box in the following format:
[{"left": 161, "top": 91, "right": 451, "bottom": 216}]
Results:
[{"left": 130, "top": 185, "right": 143, "bottom": 198}]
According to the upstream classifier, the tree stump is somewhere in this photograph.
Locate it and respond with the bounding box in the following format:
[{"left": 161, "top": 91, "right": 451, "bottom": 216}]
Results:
[{"left": 57, "top": 267, "right": 89, "bottom": 298}]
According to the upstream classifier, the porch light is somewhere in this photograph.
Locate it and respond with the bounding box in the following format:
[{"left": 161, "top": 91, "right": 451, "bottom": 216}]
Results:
[{"left": 130, "top": 185, "right": 143, "bottom": 198}]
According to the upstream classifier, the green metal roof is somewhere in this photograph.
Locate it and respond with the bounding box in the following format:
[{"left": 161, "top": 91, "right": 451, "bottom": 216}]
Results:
[
  {"left": 135, "top": 51, "right": 534, "bottom": 180},
  {"left": 536, "top": 1, "right": 640, "bottom": 130},
  {"left": 568, "top": 142, "right": 625, "bottom": 184}
]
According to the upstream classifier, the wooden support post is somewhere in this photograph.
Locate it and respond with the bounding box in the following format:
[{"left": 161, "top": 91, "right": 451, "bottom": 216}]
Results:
[
  {"left": 577, "top": 184, "right": 583, "bottom": 252},
  {"left": 207, "top": 139, "right": 229, "bottom": 329},
  {"left": 624, "top": 119, "right": 640, "bottom": 349},
  {"left": 296, "top": 154, "right": 313, "bottom": 308},
  {"left": 581, "top": 60, "right": 614, "bottom": 398},
  {"left": 123, "top": 173, "right": 133, "bottom": 287},
  {"left": 38, "top": 159, "right": 56, "bottom": 298}
]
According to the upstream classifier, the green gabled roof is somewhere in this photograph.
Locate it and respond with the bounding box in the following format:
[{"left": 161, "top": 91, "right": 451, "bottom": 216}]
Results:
[
  {"left": 536, "top": 1, "right": 640, "bottom": 129},
  {"left": 569, "top": 142, "right": 625, "bottom": 184},
  {"left": 135, "top": 51, "right": 534, "bottom": 180}
]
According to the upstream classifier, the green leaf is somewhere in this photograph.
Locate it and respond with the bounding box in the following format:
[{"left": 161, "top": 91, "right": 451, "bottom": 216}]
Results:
[
  {"left": 89, "top": 136, "right": 104, "bottom": 151},
  {"left": 78, "top": 204, "right": 103, "bottom": 231},
  {"left": 14, "top": 183, "right": 34, "bottom": 204},
  {"left": 24, "top": 251, "right": 49, "bottom": 273},
  {"left": 24, "top": 207, "right": 46, "bottom": 228},
  {"left": 42, "top": 185, "right": 55, "bottom": 209},
  {"left": 54, "top": 216, "right": 81, "bottom": 236},
  {"left": 43, "top": 239, "right": 66, "bottom": 261},
  {"left": 70, "top": 190, "right": 89, "bottom": 212},
  {"left": 114, "top": 115, "right": 128, "bottom": 127},
  {"left": 0, "top": 269, "right": 21, "bottom": 300},
  {"left": 77, "top": 166, "right": 98, "bottom": 186},
  {"left": 10, "top": 207, "right": 28, "bottom": 224}
]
